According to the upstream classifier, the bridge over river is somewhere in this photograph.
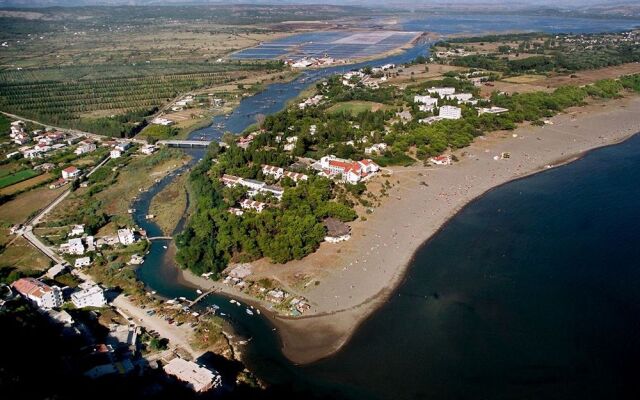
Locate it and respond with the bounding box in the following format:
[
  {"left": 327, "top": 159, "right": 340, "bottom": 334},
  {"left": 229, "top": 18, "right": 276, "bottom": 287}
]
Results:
[{"left": 156, "top": 139, "right": 213, "bottom": 148}]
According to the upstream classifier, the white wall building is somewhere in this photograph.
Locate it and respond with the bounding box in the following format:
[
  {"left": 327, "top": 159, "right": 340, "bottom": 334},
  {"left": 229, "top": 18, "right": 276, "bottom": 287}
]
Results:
[
  {"left": 439, "top": 105, "right": 462, "bottom": 120},
  {"left": 427, "top": 87, "right": 456, "bottom": 97},
  {"left": 75, "top": 256, "right": 91, "bottom": 268},
  {"left": 164, "top": 358, "right": 222, "bottom": 392},
  {"left": 11, "top": 278, "right": 63, "bottom": 309},
  {"left": 62, "top": 166, "right": 81, "bottom": 180},
  {"left": 71, "top": 285, "right": 107, "bottom": 308},
  {"left": 110, "top": 149, "right": 122, "bottom": 158},
  {"left": 61, "top": 238, "right": 85, "bottom": 255},
  {"left": 413, "top": 95, "right": 438, "bottom": 107},
  {"left": 117, "top": 229, "right": 136, "bottom": 245},
  {"left": 262, "top": 165, "right": 284, "bottom": 180}
]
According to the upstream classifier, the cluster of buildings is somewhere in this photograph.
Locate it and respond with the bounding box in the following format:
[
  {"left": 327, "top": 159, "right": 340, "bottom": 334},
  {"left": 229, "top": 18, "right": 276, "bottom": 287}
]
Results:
[
  {"left": 8, "top": 121, "right": 74, "bottom": 159},
  {"left": 341, "top": 70, "right": 383, "bottom": 89},
  {"left": 287, "top": 56, "right": 345, "bottom": 68},
  {"left": 261, "top": 164, "right": 309, "bottom": 183},
  {"left": 59, "top": 227, "right": 137, "bottom": 255},
  {"left": 298, "top": 94, "right": 324, "bottom": 109},
  {"left": 221, "top": 174, "right": 284, "bottom": 214},
  {"left": 151, "top": 117, "right": 174, "bottom": 126},
  {"left": 315, "top": 155, "right": 380, "bottom": 185}
]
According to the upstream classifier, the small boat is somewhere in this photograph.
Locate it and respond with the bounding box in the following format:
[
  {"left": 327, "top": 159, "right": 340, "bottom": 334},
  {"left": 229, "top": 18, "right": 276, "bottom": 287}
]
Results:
[
  {"left": 179, "top": 296, "right": 186, "bottom": 301},
  {"left": 256, "top": 309, "right": 261, "bottom": 315},
  {"left": 220, "top": 312, "right": 226, "bottom": 316},
  {"left": 230, "top": 299, "right": 237, "bottom": 304},
  {"left": 246, "top": 309, "right": 254, "bottom": 316},
  {"left": 196, "top": 289, "right": 203, "bottom": 294},
  {"left": 163, "top": 245, "right": 168, "bottom": 249}
]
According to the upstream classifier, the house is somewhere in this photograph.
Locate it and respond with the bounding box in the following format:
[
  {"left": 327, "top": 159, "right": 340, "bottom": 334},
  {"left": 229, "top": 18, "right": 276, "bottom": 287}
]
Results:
[
  {"left": 427, "top": 87, "right": 456, "bottom": 97},
  {"left": 23, "top": 148, "right": 43, "bottom": 159},
  {"left": 239, "top": 178, "right": 266, "bottom": 192},
  {"left": 115, "top": 142, "right": 131, "bottom": 152},
  {"left": 318, "top": 156, "right": 379, "bottom": 184},
  {"left": 262, "top": 165, "right": 284, "bottom": 180},
  {"left": 414, "top": 95, "right": 438, "bottom": 107},
  {"left": 439, "top": 105, "right": 462, "bottom": 120},
  {"left": 163, "top": 358, "right": 222, "bottom": 392},
  {"left": 61, "top": 238, "right": 85, "bottom": 255},
  {"left": 365, "top": 143, "right": 388, "bottom": 155},
  {"left": 430, "top": 155, "right": 452, "bottom": 165},
  {"left": 283, "top": 136, "right": 298, "bottom": 152},
  {"left": 323, "top": 218, "right": 351, "bottom": 243},
  {"left": 240, "top": 199, "right": 267, "bottom": 213},
  {"left": 261, "top": 185, "right": 284, "bottom": 199},
  {"left": 445, "top": 93, "right": 474, "bottom": 103},
  {"left": 237, "top": 134, "right": 255, "bottom": 149},
  {"left": 11, "top": 278, "right": 63, "bottom": 309},
  {"left": 74, "top": 256, "right": 91, "bottom": 268},
  {"left": 110, "top": 149, "right": 122, "bottom": 158},
  {"left": 35, "top": 162, "right": 55, "bottom": 172},
  {"left": 117, "top": 228, "right": 136, "bottom": 245},
  {"left": 221, "top": 174, "right": 242, "bottom": 187},
  {"left": 75, "top": 142, "right": 96, "bottom": 155},
  {"left": 151, "top": 117, "right": 174, "bottom": 126},
  {"left": 85, "top": 360, "right": 134, "bottom": 380},
  {"left": 46, "top": 264, "right": 67, "bottom": 279},
  {"left": 71, "top": 285, "right": 106, "bottom": 308},
  {"left": 70, "top": 224, "right": 85, "bottom": 237},
  {"left": 140, "top": 144, "right": 156, "bottom": 155},
  {"left": 49, "top": 178, "right": 67, "bottom": 189},
  {"left": 283, "top": 171, "right": 308, "bottom": 182},
  {"left": 298, "top": 94, "right": 324, "bottom": 109},
  {"left": 228, "top": 207, "right": 244, "bottom": 216},
  {"left": 477, "top": 106, "right": 509, "bottom": 115},
  {"left": 5, "top": 151, "right": 21, "bottom": 159},
  {"left": 396, "top": 110, "right": 413, "bottom": 123},
  {"left": 62, "top": 166, "right": 81, "bottom": 180}
]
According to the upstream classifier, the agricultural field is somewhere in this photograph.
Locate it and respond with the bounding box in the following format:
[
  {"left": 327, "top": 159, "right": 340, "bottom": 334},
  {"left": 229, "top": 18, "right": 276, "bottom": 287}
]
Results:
[
  {"left": 0, "top": 236, "right": 52, "bottom": 272},
  {"left": 0, "top": 169, "right": 39, "bottom": 189},
  {"left": 0, "top": 172, "right": 52, "bottom": 196},
  {"left": 0, "top": 185, "right": 67, "bottom": 226}
]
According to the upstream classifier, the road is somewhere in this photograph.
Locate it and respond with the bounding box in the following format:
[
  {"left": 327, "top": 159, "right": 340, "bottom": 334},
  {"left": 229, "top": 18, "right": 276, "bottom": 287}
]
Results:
[
  {"left": 112, "top": 295, "right": 203, "bottom": 359},
  {"left": 21, "top": 155, "right": 114, "bottom": 265}
]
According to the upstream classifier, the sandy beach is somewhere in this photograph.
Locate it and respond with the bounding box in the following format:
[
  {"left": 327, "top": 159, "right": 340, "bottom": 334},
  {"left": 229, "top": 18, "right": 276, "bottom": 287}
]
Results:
[{"left": 181, "top": 95, "right": 640, "bottom": 364}]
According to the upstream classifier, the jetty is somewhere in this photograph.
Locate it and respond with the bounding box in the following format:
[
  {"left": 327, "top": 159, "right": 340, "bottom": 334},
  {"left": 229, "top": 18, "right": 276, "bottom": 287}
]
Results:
[{"left": 189, "top": 289, "right": 216, "bottom": 307}]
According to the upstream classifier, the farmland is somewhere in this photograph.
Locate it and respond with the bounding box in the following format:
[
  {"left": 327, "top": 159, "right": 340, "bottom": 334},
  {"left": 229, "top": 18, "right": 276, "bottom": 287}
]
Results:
[{"left": 0, "top": 169, "right": 39, "bottom": 189}]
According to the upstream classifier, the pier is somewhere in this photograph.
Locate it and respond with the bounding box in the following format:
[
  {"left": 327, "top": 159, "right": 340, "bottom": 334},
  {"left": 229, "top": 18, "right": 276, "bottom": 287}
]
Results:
[{"left": 189, "top": 289, "right": 217, "bottom": 307}]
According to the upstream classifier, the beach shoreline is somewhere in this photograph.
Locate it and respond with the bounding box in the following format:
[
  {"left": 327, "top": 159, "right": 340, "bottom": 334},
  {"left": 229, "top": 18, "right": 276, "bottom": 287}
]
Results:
[{"left": 179, "top": 94, "right": 640, "bottom": 365}]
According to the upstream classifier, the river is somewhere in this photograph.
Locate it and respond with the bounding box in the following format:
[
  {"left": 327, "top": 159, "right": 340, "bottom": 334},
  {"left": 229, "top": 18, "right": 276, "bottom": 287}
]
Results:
[{"left": 133, "top": 16, "right": 640, "bottom": 399}]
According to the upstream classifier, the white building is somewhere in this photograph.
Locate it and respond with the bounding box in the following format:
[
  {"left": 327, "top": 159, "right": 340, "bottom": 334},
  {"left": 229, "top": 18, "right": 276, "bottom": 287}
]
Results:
[
  {"left": 240, "top": 199, "right": 267, "bottom": 213},
  {"left": 427, "top": 87, "right": 456, "bottom": 97},
  {"left": 283, "top": 171, "right": 308, "bottom": 182},
  {"left": 164, "top": 358, "right": 222, "bottom": 392},
  {"left": 430, "top": 155, "right": 452, "bottom": 165},
  {"left": 318, "top": 155, "right": 379, "bottom": 184},
  {"left": 414, "top": 95, "right": 438, "bottom": 107},
  {"left": 71, "top": 285, "right": 107, "bottom": 308},
  {"left": 62, "top": 166, "right": 81, "bottom": 180},
  {"left": 140, "top": 144, "right": 156, "bottom": 155},
  {"left": 151, "top": 117, "right": 174, "bottom": 126},
  {"left": 445, "top": 93, "right": 474, "bottom": 102},
  {"left": 117, "top": 229, "right": 136, "bottom": 245},
  {"left": 110, "top": 149, "right": 122, "bottom": 158},
  {"left": 262, "top": 165, "right": 284, "bottom": 180},
  {"left": 439, "top": 105, "right": 462, "bottom": 120},
  {"left": 477, "top": 106, "right": 509, "bottom": 115},
  {"left": 283, "top": 136, "right": 298, "bottom": 152},
  {"left": 115, "top": 142, "right": 131, "bottom": 152},
  {"left": 74, "top": 256, "right": 91, "bottom": 268},
  {"left": 75, "top": 142, "right": 96, "bottom": 155},
  {"left": 70, "top": 224, "right": 85, "bottom": 237},
  {"left": 11, "top": 278, "right": 63, "bottom": 309},
  {"left": 61, "top": 238, "right": 85, "bottom": 255},
  {"left": 364, "top": 143, "right": 388, "bottom": 155}
]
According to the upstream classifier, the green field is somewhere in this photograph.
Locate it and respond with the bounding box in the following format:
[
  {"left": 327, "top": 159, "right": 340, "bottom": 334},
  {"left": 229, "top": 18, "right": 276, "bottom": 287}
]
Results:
[
  {"left": 0, "top": 169, "right": 40, "bottom": 189},
  {"left": 327, "top": 101, "right": 389, "bottom": 116}
]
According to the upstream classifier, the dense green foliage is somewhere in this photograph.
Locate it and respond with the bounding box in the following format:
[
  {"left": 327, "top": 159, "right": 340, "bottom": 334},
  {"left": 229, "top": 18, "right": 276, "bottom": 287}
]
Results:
[{"left": 175, "top": 143, "right": 357, "bottom": 275}]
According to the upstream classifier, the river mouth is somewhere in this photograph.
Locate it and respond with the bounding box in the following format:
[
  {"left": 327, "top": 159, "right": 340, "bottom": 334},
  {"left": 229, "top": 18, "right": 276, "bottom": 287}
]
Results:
[{"left": 132, "top": 16, "right": 640, "bottom": 399}]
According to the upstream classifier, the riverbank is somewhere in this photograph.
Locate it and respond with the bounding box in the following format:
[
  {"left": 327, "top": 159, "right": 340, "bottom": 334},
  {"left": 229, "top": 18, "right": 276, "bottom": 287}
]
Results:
[{"left": 181, "top": 94, "right": 640, "bottom": 364}]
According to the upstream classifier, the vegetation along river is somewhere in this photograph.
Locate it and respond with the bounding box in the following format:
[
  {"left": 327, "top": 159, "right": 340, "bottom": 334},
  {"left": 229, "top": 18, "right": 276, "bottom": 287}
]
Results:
[{"left": 134, "top": 16, "right": 640, "bottom": 399}]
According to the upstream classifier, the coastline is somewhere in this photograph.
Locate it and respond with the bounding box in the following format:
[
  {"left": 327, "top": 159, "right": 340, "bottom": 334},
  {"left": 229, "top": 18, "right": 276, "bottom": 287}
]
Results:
[{"left": 178, "top": 95, "right": 640, "bottom": 365}]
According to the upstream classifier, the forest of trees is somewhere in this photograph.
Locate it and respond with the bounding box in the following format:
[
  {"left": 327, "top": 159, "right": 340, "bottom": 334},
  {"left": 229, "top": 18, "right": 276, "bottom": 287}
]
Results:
[{"left": 175, "top": 142, "right": 357, "bottom": 276}]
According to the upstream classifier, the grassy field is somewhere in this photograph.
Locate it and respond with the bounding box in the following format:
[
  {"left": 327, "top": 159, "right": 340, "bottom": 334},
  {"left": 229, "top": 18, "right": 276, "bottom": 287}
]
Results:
[
  {"left": 0, "top": 185, "right": 67, "bottom": 226},
  {"left": 327, "top": 101, "right": 390, "bottom": 116},
  {"left": 0, "top": 236, "right": 52, "bottom": 271},
  {"left": 0, "top": 169, "right": 39, "bottom": 189},
  {"left": 149, "top": 173, "right": 188, "bottom": 236},
  {"left": 0, "top": 172, "right": 52, "bottom": 196}
]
